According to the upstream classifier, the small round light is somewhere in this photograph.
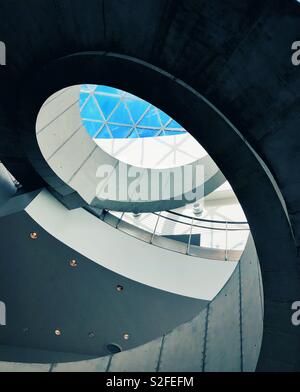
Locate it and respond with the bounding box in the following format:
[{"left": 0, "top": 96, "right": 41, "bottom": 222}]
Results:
[
  {"left": 69, "top": 259, "right": 77, "bottom": 268},
  {"left": 116, "top": 285, "right": 124, "bottom": 292},
  {"left": 193, "top": 202, "right": 203, "bottom": 216},
  {"left": 30, "top": 232, "right": 38, "bottom": 240},
  {"left": 123, "top": 333, "right": 130, "bottom": 341},
  {"left": 55, "top": 329, "right": 61, "bottom": 336},
  {"left": 88, "top": 331, "right": 95, "bottom": 338}
]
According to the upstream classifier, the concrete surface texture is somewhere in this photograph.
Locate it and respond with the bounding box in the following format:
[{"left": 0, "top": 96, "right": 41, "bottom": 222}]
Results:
[{"left": 0, "top": 198, "right": 263, "bottom": 371}]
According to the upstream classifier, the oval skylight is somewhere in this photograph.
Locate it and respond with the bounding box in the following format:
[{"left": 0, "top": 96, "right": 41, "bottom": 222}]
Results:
[{"left": 79, "top": 84, "right": 187, "bottom": 139}]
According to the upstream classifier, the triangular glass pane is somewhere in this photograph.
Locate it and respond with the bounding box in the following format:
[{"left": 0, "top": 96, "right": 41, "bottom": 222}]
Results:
[
  {"left": 128, "top": 129, "right": 140, "bottom": 138},
  {"left": 109, "top": 102, "right": 133, "bottom": 125},
  {"left": 81, "top": 98, "right": 103, "bottom": 120},
  {"left": 80, "top": 84, "right": 90, "bottom": 92},
  {"left": 81, "top": 84, "right": 97, "bottom": 92},
  {"left": 110, "top": 125, "right": 132, "bottom": 138},
  {"left": 138, "top": 106, "right": 161, "bottom": 128},
  {"left": 96, "top": 125, "right": 112, "bottom": 139},
  {"left": 136, "top": 127, "right": 159, "bottom": 138},
  {"left": 125, "top": 99, "right": 149, "bottom": 123},
  {"left": 157, "top": 109, "right": 170, "bottom": 126},
  {"left": 94, "top": 94, "right": 120, "bottom": 120},
  {"left": 82, "top": 120, "right": 103, "bottom": 138},
  {"left": 79, "top": 92, "right": 90, "bottom": 108},
  {"left": 163, "top": 130, "right": 186, "bottom": 136},
  {"left": 165, "top": 119, "right": 183, "bottom": 129}
]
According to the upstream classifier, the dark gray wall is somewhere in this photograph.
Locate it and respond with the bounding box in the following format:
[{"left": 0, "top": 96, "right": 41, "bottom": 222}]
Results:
[
  {"left": 0, "top": 192, "right": 208, "bottom": 361},
  {"left": 0, "top": 234, "right": 263, "bottom": 371}
]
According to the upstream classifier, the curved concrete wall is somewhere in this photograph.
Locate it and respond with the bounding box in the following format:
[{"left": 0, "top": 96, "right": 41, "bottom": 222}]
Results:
[
  {"left": 0, "top": 190, "right": 210, "bottom": 358},
  {"left": 0, "top": 234, "right": 263, "bottom": 372}
]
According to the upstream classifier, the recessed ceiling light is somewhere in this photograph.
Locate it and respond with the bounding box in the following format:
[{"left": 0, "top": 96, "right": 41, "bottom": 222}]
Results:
[
  {"left": 55, "top": 329, "right": 61, "bottom": 336},
  {"left": 69, "top": 259, "right": 78, "bottom": 267},
  {"left": 30, "top": 232, "right": 38, "bottom": 239},
  {"left": 123, "top": 333, "right": 130, "bottom": 341},
  {"left": 116, "top": 285, "right": 124, "bottom": 292}
]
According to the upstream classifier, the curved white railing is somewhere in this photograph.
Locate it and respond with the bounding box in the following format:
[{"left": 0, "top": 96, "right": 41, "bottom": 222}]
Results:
[{"left": 94, "top": 208, "right": 250, "bottom": 262}]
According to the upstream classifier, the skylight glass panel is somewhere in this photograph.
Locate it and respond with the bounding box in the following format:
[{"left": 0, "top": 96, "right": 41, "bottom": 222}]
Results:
[{"left": 79, "top": 84, "right": 187, "bottom": 139}]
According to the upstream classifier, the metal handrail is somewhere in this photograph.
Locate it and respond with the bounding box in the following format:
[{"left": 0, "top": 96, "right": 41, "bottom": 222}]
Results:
[
  {"left": 166, "top": 209, "right": 248, "bottom": 225},
  {"left": 152, "top": 212, "right": 249, "bottom": 232},
  {"left": 101, "top": 208, "right": 249, "bottom": 262},
  {"left": 225, "top": 221, "right": 228, "bottom": 261},
  {"left": 186, "top": 217, "right": 194, "bottom": 255}
]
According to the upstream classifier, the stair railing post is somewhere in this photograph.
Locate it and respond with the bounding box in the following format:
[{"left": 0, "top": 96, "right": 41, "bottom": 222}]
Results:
[
  {"left": 225, "top": 221, "right": 228, "bottom": 261},
  {"left": 150, "top": 212, "right": 161, "bottom": 244},
  {"left": 187, "top": 217, "right": 194, "bottom": 255}
]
